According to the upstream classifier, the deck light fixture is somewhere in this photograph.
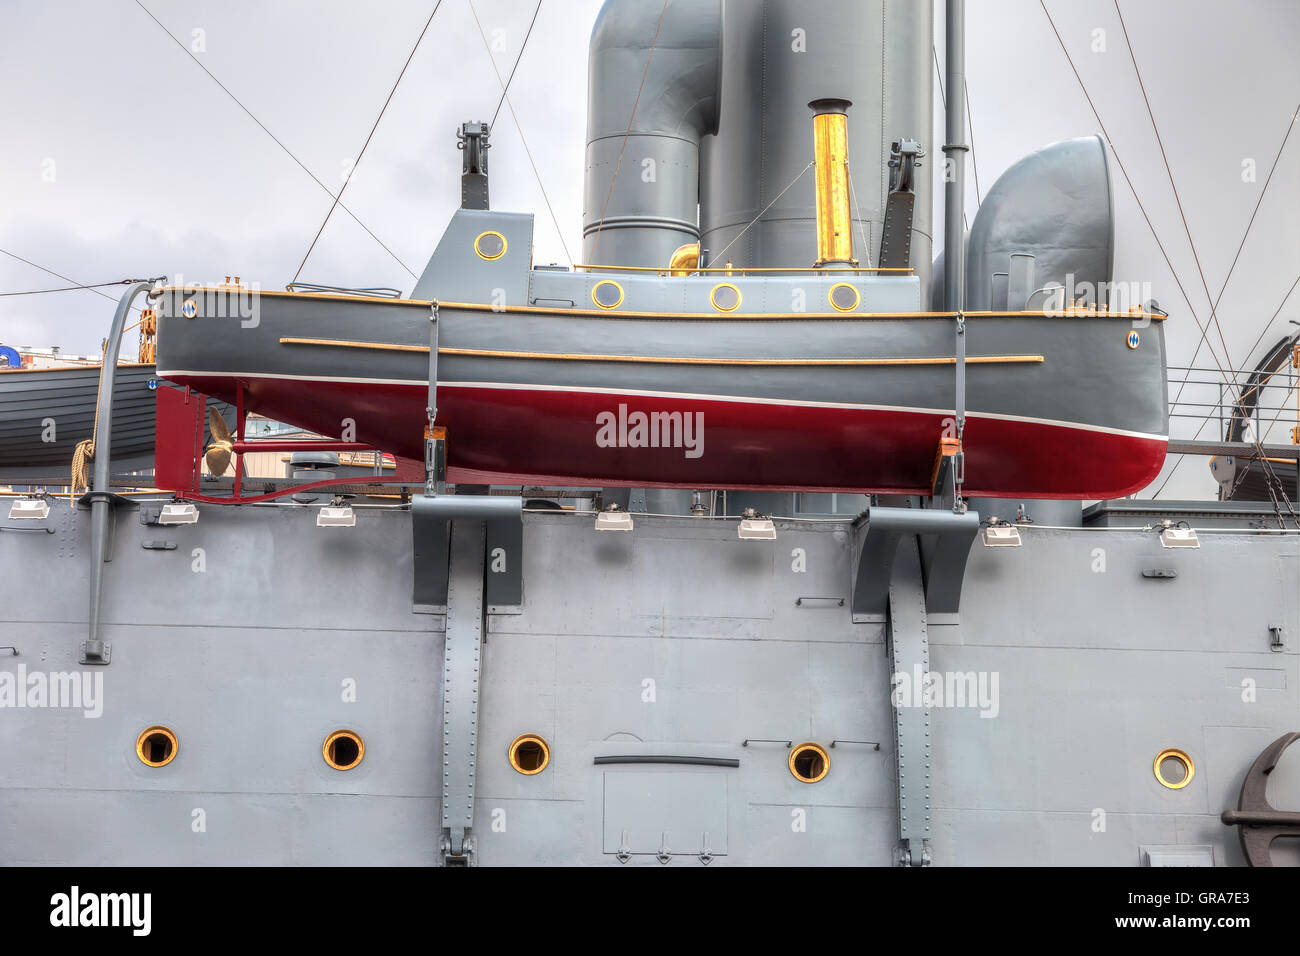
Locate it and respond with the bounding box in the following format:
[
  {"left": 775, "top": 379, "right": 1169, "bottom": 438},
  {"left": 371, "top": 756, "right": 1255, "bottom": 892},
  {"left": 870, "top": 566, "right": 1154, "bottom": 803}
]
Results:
[
  {"left": 158, "top": 501, "right": 199, "bottom": 525},
  {"left": 737, "top": 508, "right": 776, "bottom": 540},
  {"left": 317, "top": 498, "right": 356, "bottom": 528},
  {"left": 980, "top": 520, "right": 1021, "bottom": 547},
  {"left": 1159, "top": 522, "right": 1199, "bottom": 549},
  {"left": 595, "top": 504, "right": 633, "bottom": 532},
  {"left": 8, "top": 497, "right": 49, "bottom": 521}
]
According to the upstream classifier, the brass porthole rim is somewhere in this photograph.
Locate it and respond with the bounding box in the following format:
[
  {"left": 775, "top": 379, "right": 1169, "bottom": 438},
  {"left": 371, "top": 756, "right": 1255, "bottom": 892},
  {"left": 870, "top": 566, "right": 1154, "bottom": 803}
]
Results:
[
  {"left": 590, "top": 279, "right": 625, "bottom": 310},
  {"left": 789, "top": 741, "right": 830, "bottom": 783},
  {"left": 1153, "top": 747, "right": 1194, "bottom": 790},
  {"left": 827, "top": 282, "right": 861, "bottom": 312},
  {"left": 473, "top": 230, "right": 508, "bottom": 261},
  {"left": 135, "top": 725, "right": 179, "bottom": 768},
  {"left": 322, "top": 729, "right": 365, "bottom": 771},
  {"left": 709, "top": 281, "right": 743, "bottom": 312},
  {"left": 508, "top": 733, "right": 551, "bottom": 775}
]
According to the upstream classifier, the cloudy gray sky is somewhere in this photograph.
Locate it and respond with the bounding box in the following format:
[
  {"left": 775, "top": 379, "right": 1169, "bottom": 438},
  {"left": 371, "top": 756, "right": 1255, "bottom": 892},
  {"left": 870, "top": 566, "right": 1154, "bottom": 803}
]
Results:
[{"left": 1, "top": 0, "right": 1297, "bottom": 499}]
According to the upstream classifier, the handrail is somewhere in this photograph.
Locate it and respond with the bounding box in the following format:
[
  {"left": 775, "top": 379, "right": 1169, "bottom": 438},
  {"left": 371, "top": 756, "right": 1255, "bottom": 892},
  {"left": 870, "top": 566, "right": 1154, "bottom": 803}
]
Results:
[{"left": 574, "top": 262, "right": 914, "bottom": 275}]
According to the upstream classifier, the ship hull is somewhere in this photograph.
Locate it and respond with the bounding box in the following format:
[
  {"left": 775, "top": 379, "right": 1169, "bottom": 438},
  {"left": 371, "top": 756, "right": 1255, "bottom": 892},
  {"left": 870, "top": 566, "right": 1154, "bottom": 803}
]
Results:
[
  {"left": 156, "top": 289, "right": 1169, "bottom": 498},
  {"left": 0, "top": 364, "right": 159, "bottom": 481}
]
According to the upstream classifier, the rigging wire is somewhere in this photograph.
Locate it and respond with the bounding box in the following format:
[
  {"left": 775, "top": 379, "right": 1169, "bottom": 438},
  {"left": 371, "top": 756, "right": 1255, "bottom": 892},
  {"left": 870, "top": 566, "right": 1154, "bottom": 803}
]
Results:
[
  {"left": 1040, "top": 1, "right": 1296, "bottom": 521},
  {"left": 963, "top": 76, "right": 982, "bottom": 206},
  {"left": 0, "top": 279, "right": 155, "bottom": 297},
  {"left": 1038, "top": 1, "right": 1229, "bottom": 372},
  {"left": 932, "top": 44, "right": 971, "bottom": 234},
  {"left": 131, "top": 0, "right": 418, "bottom": 279},
  {"left": 292, "top": 1, "right": 445, "bottom": 285},
  {"left": 1110, "top": 1, "right": 1298, "bottom": 517},
  {"left": 1165, "top": 97, "right": 1300, "bottom": 410},
  {"left": 0, "top": 248, "right": 122, "bottom": 306},
  {"left": 492, "top": 0, "right": 545, "bottom": 129},
  {"left": 587, "top": 0, "right": 671, "bottom": 264},
  {"left": 0, "top": 248, "right": 146, "bottom": 318},
  {"left": 467, "top": 0, "right": 573, "bottom": 266},
  {"left": 711, "top": 161, "right": 816, "bottom": 266},
  {"left": 1112, "top": 2, "right": 1236, "bottom": 383},
  {"left": 846, "top": 164, "right": 874, "bottom": 270}
]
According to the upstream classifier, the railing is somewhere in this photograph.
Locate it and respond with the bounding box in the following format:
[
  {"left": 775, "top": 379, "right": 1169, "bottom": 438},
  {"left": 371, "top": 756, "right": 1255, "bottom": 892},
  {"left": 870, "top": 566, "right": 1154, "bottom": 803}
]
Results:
[
  {"left": 574, "top": 263, "right": 914, "bottom": 277},
  {"left": 1167, "top": 360, "right": 1299, "bottom": 448}
]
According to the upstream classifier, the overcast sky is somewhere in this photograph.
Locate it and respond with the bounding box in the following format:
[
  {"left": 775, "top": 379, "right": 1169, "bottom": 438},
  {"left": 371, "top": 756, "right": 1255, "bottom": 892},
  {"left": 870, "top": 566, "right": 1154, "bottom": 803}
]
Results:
[{"left": 1, "top": 0, "right": 1296, "bottom": 499}]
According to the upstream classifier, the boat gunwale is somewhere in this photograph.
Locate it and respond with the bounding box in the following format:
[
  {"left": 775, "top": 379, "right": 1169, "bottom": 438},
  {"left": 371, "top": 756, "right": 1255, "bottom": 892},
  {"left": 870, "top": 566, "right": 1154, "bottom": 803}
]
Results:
[{"left": 153, "top": 287, "right": 1168, "bottom": 322}]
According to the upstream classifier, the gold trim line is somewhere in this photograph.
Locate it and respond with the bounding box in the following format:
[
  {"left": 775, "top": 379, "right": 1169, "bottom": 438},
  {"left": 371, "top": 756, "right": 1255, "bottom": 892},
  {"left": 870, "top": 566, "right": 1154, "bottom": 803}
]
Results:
[{"left": 279, "top": 337, "right": 1044, "bottom": 367}]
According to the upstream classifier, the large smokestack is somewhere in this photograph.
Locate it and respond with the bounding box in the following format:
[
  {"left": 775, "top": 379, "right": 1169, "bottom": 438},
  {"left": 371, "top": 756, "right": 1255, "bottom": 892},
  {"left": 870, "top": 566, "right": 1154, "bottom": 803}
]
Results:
[{"left": 582, "top": 0, "right": 722, "bottom": 267}]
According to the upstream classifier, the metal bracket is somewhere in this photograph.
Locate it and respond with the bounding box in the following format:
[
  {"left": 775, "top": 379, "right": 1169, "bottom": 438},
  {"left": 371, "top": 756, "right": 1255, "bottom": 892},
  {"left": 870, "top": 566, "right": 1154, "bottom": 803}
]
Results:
[
  {"left": 1221, "top": 731, "right": 1300, "bottom": 866},
  {"left": 657, "top": 832, "right": 672, "bottom": 864},
  {"left": 440, "top": 519, "right": 487, "bottom": 866},
  {"left": 879, "top": 139, "right": 923, "bottom": 269},
  {"left": 79, "top": 641, "right": 111, "bottom": 666},
  {"left": 889, "top": 536, "right": 932, "bottom": 867},
  {"left": 458, "top": 121, "right": 491, "bottom": 210},
  {"left": 411, "top": 494, "right": 522, "bottom": 608},
  {"left": 851, "top": 506, "right": 980, "bottom": 620},
  {"left": 1269, "top": 625, "right": 1285, "bottom": 652}
]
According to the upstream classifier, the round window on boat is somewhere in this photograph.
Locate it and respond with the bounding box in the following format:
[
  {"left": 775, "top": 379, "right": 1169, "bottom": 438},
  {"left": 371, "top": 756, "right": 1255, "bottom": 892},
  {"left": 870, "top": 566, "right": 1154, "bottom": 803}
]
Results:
[
  {"left": 474, "top": 230, "right": 507, "bottom": 261},
  {"left": 710, "top": 282, "right": 742, "bottom": 313},
  {"left": 591, "top": 280, "right": 625, "bottom": 310},
  {"left": 1153, "top": 748, "right": 1194, "bottom": 790},
  {"left": 136, "top": 725, "right": 178, "bottom": 768},
  {"left": 508, "top": 733, "right": 550, "bottom": 775},
  {"left": 323, "top": 730, "right": 365, "bottom": 771},
  {"left": 789, "top": 742, "right": 829, "bottom": 783},
  {"left": 828, "top": 282, "right": 861, "bottom": 312}
]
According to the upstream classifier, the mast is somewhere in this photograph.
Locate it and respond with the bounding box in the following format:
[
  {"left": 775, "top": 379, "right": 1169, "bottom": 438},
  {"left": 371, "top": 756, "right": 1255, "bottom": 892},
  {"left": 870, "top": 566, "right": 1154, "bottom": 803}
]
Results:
[
  {"left": 942, "top": 0, "right": 967, "bottom": 311},
  {"left": 943, "top": 0, "right": 968, "bottom": 511}
]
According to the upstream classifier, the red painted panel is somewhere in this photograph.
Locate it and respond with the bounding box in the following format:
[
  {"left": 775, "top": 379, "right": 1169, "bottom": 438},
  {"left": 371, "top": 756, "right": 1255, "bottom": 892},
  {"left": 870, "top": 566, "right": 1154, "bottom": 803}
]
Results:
[{"left": 154, "top": 386, "right": 203, "bottom": 492}]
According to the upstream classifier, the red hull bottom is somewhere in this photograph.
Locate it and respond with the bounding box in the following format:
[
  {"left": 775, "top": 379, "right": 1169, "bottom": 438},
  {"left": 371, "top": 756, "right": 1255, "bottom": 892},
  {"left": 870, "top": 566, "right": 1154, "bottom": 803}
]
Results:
[{"left": 170, "top": 376, "right": 1167, "bottom": 499}]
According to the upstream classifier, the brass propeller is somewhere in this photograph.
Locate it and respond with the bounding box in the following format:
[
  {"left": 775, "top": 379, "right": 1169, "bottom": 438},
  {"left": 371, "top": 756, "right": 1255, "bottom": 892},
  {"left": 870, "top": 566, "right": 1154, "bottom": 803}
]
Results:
[{"left": 205, "top": 406, "right": 234, "bottom": 476}]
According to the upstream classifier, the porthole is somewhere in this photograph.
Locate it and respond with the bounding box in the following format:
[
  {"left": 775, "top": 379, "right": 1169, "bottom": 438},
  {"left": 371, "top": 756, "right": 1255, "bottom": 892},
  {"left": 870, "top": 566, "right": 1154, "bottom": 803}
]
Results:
[
  {"left": 591, "top": 280, "right": 625, "bottom": 310},
  {"left": 508, "top": 733, "right": 550, "bottom": 775},
  {"left": 789, "top": 742, "right": 830, "bottom": 783},
  {"left": 473, "top": 230, "right": 507, "bottom": 261},
  {"left": 710, "top": 282, "right": 742, "bottom": 313},
  {"left": 323, "top": 729, "right": 365, "bottom": 771},
  {"left": 136, "top": 725, "right": 178, "bottom": 768},
  {"left": 828, "top": 282, "right": 861, "bottom": 312},
  {"left": 1154, "top": 748, "right": 1194, "bottom": 790}
]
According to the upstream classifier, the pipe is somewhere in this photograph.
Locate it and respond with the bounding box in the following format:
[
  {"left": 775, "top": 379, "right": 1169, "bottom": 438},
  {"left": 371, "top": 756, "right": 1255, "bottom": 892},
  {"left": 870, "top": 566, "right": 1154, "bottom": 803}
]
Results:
[
  {"left": 943, "top": 0, "right": 968, "bottom": 509},
  {"left": 668, "top": 241, "right": 699, "bottom": 276},
  {"left": 942, "top": 0, "right": 967, "bottom": 313},
  {"left": 582, "top": 0, "right": 722, "bottom": 267},
  {"left": 85, "top": 281, "right": 155, "bottom": 664},
  {"left": 809, "top": 99, "right": 855, "bottom": 267}
]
